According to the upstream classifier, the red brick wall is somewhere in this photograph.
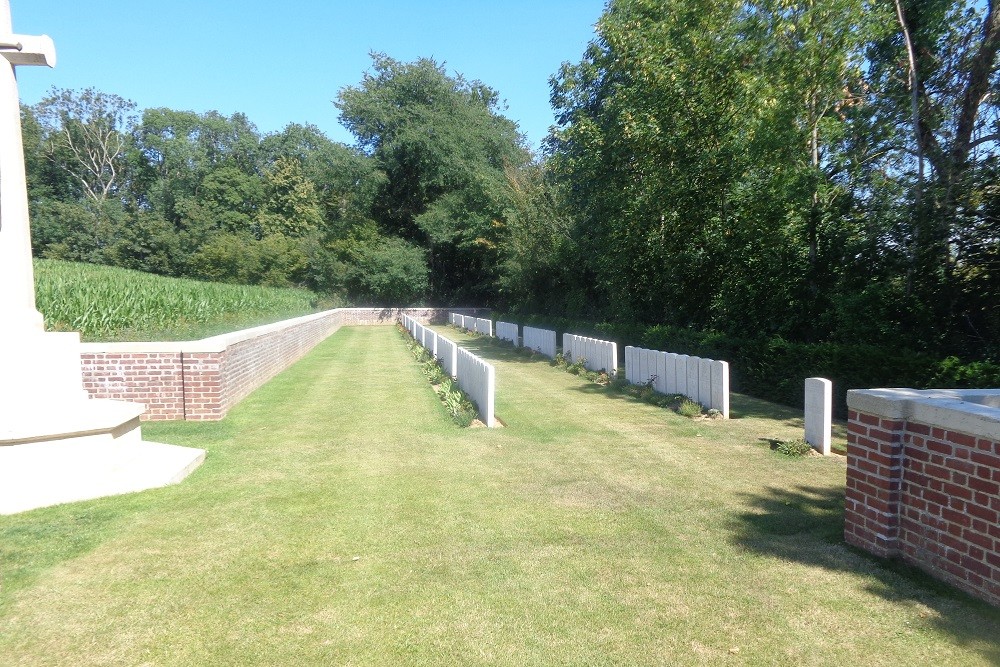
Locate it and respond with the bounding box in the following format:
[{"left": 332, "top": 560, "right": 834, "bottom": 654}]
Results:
[
  {"left": 80, "top": 307, "right": 485, "bottom": 422},
  {"left": 181, "top": 352, "right": 224, "bottom": 420},
  {"left": 847, "top": 409, "right": 1000, "bottom": 606},
  {"left": 81, "top": 352, "right": 186, "bottom": 420}
]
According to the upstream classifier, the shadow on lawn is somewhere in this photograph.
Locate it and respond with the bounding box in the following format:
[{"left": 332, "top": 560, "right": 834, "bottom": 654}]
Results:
[
  {"left": 557, "top": 372, "right": 812, "bottom": 432},
  {"left": 730, "top": 484, "right": 1000, "bottom": 660},
  {"left": 729, "top": 393, "right": 802, "bottom": 423}
]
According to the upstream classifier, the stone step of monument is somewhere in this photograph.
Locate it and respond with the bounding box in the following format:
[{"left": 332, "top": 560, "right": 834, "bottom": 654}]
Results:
[
  {"left": 0, "top": 438, "right": 206, "bottom": 514},
  {"left": 0, "top": 398, "right": 144, "bottom": 445}
]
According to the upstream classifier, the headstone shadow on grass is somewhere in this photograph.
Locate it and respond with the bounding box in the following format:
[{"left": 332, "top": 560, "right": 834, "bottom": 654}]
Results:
[{"left": 728, "top": 484, "right": 1000, "bottom": 660}]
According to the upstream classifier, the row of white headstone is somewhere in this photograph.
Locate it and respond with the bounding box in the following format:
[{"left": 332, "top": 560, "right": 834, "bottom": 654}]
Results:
[
  {"left": 624, "top": 346, "right": 730, "bottom": 418},
  {"left": 562, "top": 333, "right": 619, "bottom": 376},
  {"left": 448, "top": 314, "right": 833, "bottom": 452},
  {"left": 458, "top": 313, "right": 568, "bottom": 362},
  {"left": 458, "top": 317, "right": 617, "bottom": 373},
  {"left": 403, "top": 315, "right": 496, "bottom": 427},
  {"left": 453, "top": 315, "right": 727, "bottom": 412},
  {"left": 449, "top": 313, "right": 493, "bottom": 337},
  {"left": 522, "top": 326, "right": 557, "bottom": 358}
]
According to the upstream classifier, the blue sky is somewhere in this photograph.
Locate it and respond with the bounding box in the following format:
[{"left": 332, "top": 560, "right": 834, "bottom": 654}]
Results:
[{"left": 11, "top": 0, "right": 606, "bottom": 151}]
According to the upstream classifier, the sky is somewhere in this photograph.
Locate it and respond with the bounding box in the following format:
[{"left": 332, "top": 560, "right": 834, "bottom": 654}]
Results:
[{"left": 10, "top": 0, "right": 607, "bottom": 152}]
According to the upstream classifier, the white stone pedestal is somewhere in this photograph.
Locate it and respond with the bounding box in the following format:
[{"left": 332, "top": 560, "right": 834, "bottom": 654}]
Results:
[
  {"left": 0, "top": 330, "right": 206, "bottom": 514},
  {"left": 0, "top": 331, "right": 89, "bottom": 406}
]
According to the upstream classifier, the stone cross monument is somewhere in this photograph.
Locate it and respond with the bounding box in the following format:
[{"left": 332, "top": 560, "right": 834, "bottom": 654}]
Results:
[
  {"left": 0, "top": 0, "right": 204, "bottom": 514},
  {"left": 0, "top": 0, "right": 84, "bottom": 410},
  {"left": 0, "top": 0, "right": 54, "bottom": 333}
]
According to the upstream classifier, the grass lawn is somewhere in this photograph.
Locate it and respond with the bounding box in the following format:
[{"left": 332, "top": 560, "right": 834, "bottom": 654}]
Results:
[{"left": 1, "top": 325, "right": 998, "bottom": 665}]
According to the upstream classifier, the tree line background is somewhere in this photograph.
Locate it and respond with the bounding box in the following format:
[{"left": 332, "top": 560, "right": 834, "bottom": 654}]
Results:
[{"left": 23, "top": 0, "right": 1000, "bottom": 403}]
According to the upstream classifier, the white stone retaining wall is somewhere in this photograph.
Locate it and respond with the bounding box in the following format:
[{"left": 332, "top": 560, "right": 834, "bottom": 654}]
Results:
[
  {"left": 522, "top": 326, "right": 557, "bottom": 359},
  {"left": 403, "top": 315, "right": 496, "bottom": 427},
  {"left": 624, "top": 346, "right": 730, "bottom": 417},
  {"left": 496, "top": 321, "right": 518, "bottom": 344},
  {"left": 562, "top": 333, "right": 618, "bottom": 376}
]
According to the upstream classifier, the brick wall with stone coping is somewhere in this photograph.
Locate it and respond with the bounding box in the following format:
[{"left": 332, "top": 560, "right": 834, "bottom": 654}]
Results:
[
  {"left": 846, "top": 388, "right": 1000, "bottom": 607},
  {"left": 80, "top": 307, "right": 486, "bottom": 422}
]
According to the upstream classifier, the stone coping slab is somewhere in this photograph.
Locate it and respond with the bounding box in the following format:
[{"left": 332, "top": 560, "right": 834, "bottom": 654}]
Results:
[
  {"left": 79, "top": 309, "right": 339, "bottom": 353},
  {"left": 847, "top": 388, "right": 1000, "bottom": 441},
  {"left": 79, "top": 307, "right": 473, "bottom": 354}
]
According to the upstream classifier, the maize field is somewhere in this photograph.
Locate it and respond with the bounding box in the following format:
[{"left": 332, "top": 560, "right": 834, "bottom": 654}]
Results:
[{"left": 34, "top": 259, "right": 319, "bottom": 341}]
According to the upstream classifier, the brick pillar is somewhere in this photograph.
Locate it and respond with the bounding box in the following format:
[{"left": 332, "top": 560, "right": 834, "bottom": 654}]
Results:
[{"left": 845, "top": 410, "right": 907, "bottom": 556}]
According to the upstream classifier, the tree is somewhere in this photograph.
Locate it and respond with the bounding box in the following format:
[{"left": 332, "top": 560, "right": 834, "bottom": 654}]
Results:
[
  {"left": 336, "top": 54, "right": 529, "bottom": 302},
  {"left": 257, "top": 157, "right": 323, "bottom": 238},
  {"left": 136, "top": 108, "right": 264, "bottom": 221},
  {"left": 32, "top": 87, "right": 137, "bottom": 204},
  {"left": 548, "top": 0, "right": 769, "bottom": 324},
  {"left": 496, "top": 162, "right": 576, "bottom": 314},
  {"left": 543, "top": 0, "right": 1000, "bottom": 357},
  {"left": 261, "top": 123, "right": 383, "bottom": 233},
  {"left": 871, "top": 0, "right": 1000, "bottom": 349},
  {"left": 333, "top": 222, "right": 429, "bottom": 305}
]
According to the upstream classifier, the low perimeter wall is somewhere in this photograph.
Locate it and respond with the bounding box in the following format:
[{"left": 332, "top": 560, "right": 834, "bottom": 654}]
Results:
[
  {"left": 845, "top": 388, "right": 1000, "bottom": 607},
  {"left": 81, "top": 307, "right": 485, "bottom": 421}
]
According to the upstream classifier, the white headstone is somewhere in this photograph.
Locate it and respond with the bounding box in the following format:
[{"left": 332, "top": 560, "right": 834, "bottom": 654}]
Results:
[
  {"left": 655, "top": 350, "right": 667, "bottom": 394},
  {"left": 675, "top": 354, "right": 688, "bottom": 396},
  {"left": 805, "top": 377, "right": 832, "bottom": 455},
  {"left": 710, "top": 360, "right": 730, "bottom": 418},
  {"left": 664, "top": 353, "right": 677, "bottom": 394},
  {"left": 686, "top": 356, "right": 700, "bottom": 403},
  {"left": 699, "top": 357, "right": 712, "bottom": 407}
]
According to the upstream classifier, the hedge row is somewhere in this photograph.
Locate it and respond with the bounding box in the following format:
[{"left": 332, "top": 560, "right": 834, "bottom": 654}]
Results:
[{"left": 506, "top": 314, "right": 1000, "bottom": 418}]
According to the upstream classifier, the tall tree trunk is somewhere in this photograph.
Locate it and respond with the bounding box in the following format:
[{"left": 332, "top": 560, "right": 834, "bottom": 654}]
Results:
[{"left": 893, "top": 0, "right": 923, "bottom": 298}]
